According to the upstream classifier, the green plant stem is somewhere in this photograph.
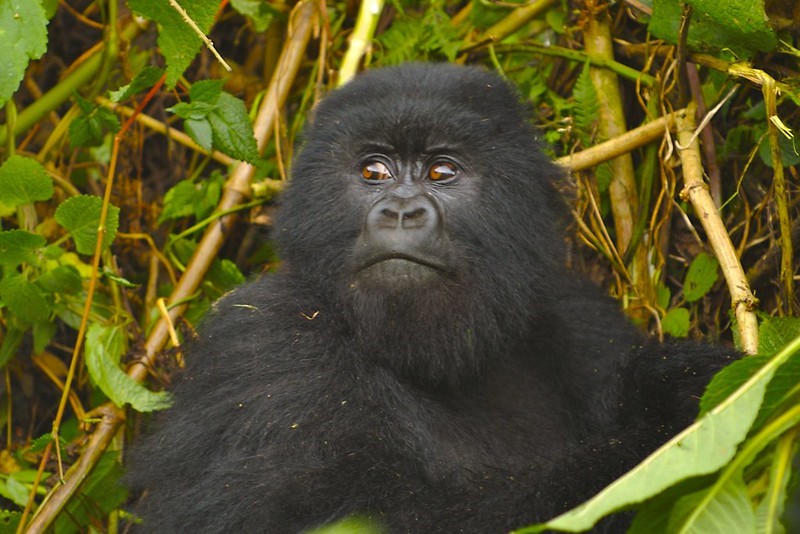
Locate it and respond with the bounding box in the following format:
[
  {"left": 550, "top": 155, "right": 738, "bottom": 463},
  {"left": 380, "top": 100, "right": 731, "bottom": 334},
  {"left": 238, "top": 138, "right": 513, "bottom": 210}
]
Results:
[
  {"left": 338, "top": 0, "right": 384, "bottom": 86},
  {"left": 483, "top": 0, "right": 557, "bottom": 42},
  {"left": 0, "top": 20, "right": 139, "bottom": 148},
  {"left": 494, "top": 43, "right": 656, "bottom": 86},
  {"left": 763, "top": 80, "right": 794, "bottom": 314},
  {"left": 583, "top": 7, "right": 653, "bottom": 318}
]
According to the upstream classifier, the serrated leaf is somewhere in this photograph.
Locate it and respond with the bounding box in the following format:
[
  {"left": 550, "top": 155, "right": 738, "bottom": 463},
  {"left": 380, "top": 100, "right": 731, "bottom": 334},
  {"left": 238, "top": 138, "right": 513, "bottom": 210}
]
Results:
[
  {"left": 759, "top": 316, "right": 800, "bottom": 356},
  {"left": 0, "top": 155, "right": 54, "bottom": 207},
  {"left": 69, "top": 95, "right": 121, "bottom": 147},
  {"left": 54, "top": 195, "right": 120, "bottom": 255},
  {"left": 0, "top": 0, "right": 48, "bottom": 106},
  {"left": 109, "top": 65, "right": 164, "bottom": 102},
  {"left": 127, "top": 0, "right": 218, "bottom": 87},
  {"left": 0, "top": 229, "right": 46, "bottom": 267},
  {"left": 168, "top": 100, "right": 216, "bottom": 121},
  {"left": 190, "top": 78, "right": 223, "bottom": 104},
  {"left": 662, "top": 307, "right": 690, "bottom": 338},
  {"left": 684, "top": 252, "right": 719, "bottom": 302},
  {"left": 0, "top": 272, "right": 51, "bottom": 324},
  {"left": 159, "top": 176, "right": 221, "bottom": 224},
  {"left": 85, "top": 324, "right": 172, "bottom": 412},
  {"left": 208, "top": 92, "right": 259, "bottom": 163}
]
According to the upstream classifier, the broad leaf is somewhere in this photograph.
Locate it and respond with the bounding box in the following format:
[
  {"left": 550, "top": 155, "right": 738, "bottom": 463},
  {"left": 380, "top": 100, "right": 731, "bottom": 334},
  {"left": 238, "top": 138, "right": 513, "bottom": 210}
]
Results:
[
  {"left": 54, "top": 195, "right": 120, "bottom": 255},
  {"left": 0, "top": 229, "right": 46, "bottom": 267},
  {"left": 0, "top": 155, "right": 54, "bottom": 207},
  {"left": 0, "top": 0, "right": 48, "bottom": 106},
  {"left": 84, "top": 324, "right": 171, "bottom": 412}
]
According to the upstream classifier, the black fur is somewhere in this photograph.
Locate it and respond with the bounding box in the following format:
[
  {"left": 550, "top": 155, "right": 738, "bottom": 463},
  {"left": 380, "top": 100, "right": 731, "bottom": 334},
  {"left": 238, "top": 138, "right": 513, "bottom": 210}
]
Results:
[{"left": 128, "top": 63, "right": 736, "bottom": 532}]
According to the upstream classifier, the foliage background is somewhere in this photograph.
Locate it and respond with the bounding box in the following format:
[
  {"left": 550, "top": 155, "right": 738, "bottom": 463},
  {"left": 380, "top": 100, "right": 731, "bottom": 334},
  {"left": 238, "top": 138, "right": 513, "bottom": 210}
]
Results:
[{"left": 0, "top": 0, "right": 797, "bottom": 532}]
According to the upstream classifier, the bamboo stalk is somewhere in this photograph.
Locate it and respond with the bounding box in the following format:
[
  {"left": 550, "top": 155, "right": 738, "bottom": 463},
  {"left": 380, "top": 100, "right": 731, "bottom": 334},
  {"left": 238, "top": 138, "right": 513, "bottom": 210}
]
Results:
[{"left": 676, "top": 104, "right": 759, "bottom": 354}]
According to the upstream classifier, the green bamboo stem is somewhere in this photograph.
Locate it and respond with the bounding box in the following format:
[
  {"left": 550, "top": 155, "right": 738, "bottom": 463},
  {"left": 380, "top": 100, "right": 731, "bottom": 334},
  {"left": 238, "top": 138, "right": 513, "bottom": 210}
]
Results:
[
  {"left": 338, "top": 0, "right": 384, "bottom": 86},
  {"left": 583, "top": 8, "right": 653, "bottom": 314}
]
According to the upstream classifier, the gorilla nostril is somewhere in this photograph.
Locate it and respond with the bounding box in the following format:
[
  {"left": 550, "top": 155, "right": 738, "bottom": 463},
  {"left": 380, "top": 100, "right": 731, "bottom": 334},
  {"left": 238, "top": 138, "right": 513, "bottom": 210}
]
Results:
[{"left": 380, "top": 208, "right": 399, "bottom": 222}]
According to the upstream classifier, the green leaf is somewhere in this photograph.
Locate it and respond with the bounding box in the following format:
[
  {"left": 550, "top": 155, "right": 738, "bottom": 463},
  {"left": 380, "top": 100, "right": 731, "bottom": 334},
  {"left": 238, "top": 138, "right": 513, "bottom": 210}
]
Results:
[
  {"left": 0, "top": 230, "right": 46, "bottom": 267},
  {"left": 54, "top": 452, "right": 128, "bottom": 534},
  {"left": 0, "top": 473, "right": 29, "bottom": 506},
  {"left": 684, "top": 252, "right": 719, "bottom": 302},
  {"left": 230, "top": 0, "right": 280, "bottom": 32},
  {"left": 109, "top": 65, "right": 164, "bottom": 102},
  {"left": 759, "top": 316, "right": 800, "bottom": 356},
  {"left": 572, "top": 62, "right": 600, "bottom": 146},
  {"left": 32, "top": 319, "right": 56, "bottom": 354},
  {"left": 38, "top": 264, "right": 83, "bottom": 294},
  {"left": 54, "top": 195, "right": 120, "bottom": 255},
  {"left": 667, "top": 473, "right": 755, "bottom": 532},
  {"left": 0, "top": 0, "right": 48, "bottom": 106},
  {"left": 127, "top": 0, "right": 218, "bottom": 87},
  {"left": 159, "top": 176, "right": 222, "bottom": 223},
  {"left": 0, "top": 155, "right": 54, "bottom": 207},
  {"left": 662, "top": 307, "right": 690, "bottom": 338},
  {"left": 0, "top": 272, "right": 51, "bottom": 324},
  {"left": 0, "top": 509, "right": 21, "bottom": 532},
  {"left": 84, "top": 324, "right": 172, "bottom": 412},
  {"left": 207, "top": 258, "right": 245, "bottom": 291},
  {"left": 189, "top": 78, "right": 223, "bottom": 104},
  {"left": 207, "top": 92, "right": 259, "bottom": 163},
  {"left": 69, "top": 94, "right": 121, "bottom": 147},
  {"left": 649, "top": 0, "right": 777, "bottom": 58},
  {"left": 185, "top": 118, "right": 213, "bottom": 151},
  {"left": 0, "top": 327, "right": 24, "bottom": 368},
  {"left": 525, "top": 335, "right": 800, "bottom": 533}
]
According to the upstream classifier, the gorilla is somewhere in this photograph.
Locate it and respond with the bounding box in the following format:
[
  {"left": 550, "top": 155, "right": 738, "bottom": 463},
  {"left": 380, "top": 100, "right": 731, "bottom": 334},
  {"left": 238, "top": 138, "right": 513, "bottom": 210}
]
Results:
[{"left": 128, "top": 63, "right": 736, "bottom": 532}]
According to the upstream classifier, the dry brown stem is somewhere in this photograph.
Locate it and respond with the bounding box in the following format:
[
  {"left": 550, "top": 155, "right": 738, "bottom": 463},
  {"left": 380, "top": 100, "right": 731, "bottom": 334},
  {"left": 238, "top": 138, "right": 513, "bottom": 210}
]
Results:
[
  {"left": 676, "top": 105, "right": 759, "bottom": 354},
  {"left": 558, "top": 111, "right": 678, "bottom": 171}
]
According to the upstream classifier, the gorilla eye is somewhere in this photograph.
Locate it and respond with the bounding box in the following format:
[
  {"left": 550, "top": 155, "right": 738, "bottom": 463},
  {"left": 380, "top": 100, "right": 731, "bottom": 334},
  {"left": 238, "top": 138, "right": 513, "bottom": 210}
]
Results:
[
  {"left": 361, "top": 161, "right": 392, "bottom": 182},
  {"left": 428, "top": 161, "right": 458, "bottom": 182}
]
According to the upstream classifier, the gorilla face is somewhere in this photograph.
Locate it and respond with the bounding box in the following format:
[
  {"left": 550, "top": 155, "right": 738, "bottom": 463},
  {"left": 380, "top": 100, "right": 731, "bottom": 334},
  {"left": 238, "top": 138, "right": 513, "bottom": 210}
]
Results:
[
  {"left": 277, "top": 64, "right": 566, "bottom": 386},
  {"left": 348, "top": 154, "right": 472, "bottom": 291}
]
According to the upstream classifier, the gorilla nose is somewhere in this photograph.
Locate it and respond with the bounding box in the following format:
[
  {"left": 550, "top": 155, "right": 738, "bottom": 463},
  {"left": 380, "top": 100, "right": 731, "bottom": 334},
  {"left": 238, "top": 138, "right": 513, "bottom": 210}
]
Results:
[
  {"left": 370, "top": 196, "right": 437, "bottom": 230},
  {"left": 367, "top": 195, "right": 440, "bottom": 241}
]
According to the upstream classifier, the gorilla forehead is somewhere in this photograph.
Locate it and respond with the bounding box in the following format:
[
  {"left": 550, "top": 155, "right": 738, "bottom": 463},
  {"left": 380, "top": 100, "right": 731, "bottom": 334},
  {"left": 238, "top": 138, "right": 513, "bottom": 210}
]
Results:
[{"left": 309, "top": 63, "right": 530, "bottom": 157}]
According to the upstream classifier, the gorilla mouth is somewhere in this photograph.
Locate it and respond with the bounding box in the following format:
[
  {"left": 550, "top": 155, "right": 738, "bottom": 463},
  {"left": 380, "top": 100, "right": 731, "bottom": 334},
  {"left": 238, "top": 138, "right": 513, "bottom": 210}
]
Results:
[
  {"left": 355, "top": 253, "right": 449, "bottom": 283},
  {"left": 361, "top": 253, "right": 447, "bottom": 273}
]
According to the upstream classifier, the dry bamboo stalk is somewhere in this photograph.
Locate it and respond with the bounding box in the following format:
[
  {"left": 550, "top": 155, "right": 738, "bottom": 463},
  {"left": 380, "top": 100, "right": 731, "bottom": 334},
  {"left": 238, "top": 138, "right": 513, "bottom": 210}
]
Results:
[{"left": 676, "top": 104, "right": 759, "bottom": 354}]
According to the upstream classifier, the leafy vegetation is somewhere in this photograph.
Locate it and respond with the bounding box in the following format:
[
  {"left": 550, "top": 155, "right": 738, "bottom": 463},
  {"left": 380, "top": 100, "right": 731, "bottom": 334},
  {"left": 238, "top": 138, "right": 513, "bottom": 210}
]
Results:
[{"left": 0, "top": 0, "right": 797, "bottom": 532}]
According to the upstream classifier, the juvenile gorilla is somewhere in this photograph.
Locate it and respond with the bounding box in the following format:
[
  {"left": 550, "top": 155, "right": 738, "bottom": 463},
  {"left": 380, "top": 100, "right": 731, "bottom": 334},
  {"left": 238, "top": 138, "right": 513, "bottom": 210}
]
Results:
[{"left": 130, "top": 63, "right": 735, "bottom": 532}]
